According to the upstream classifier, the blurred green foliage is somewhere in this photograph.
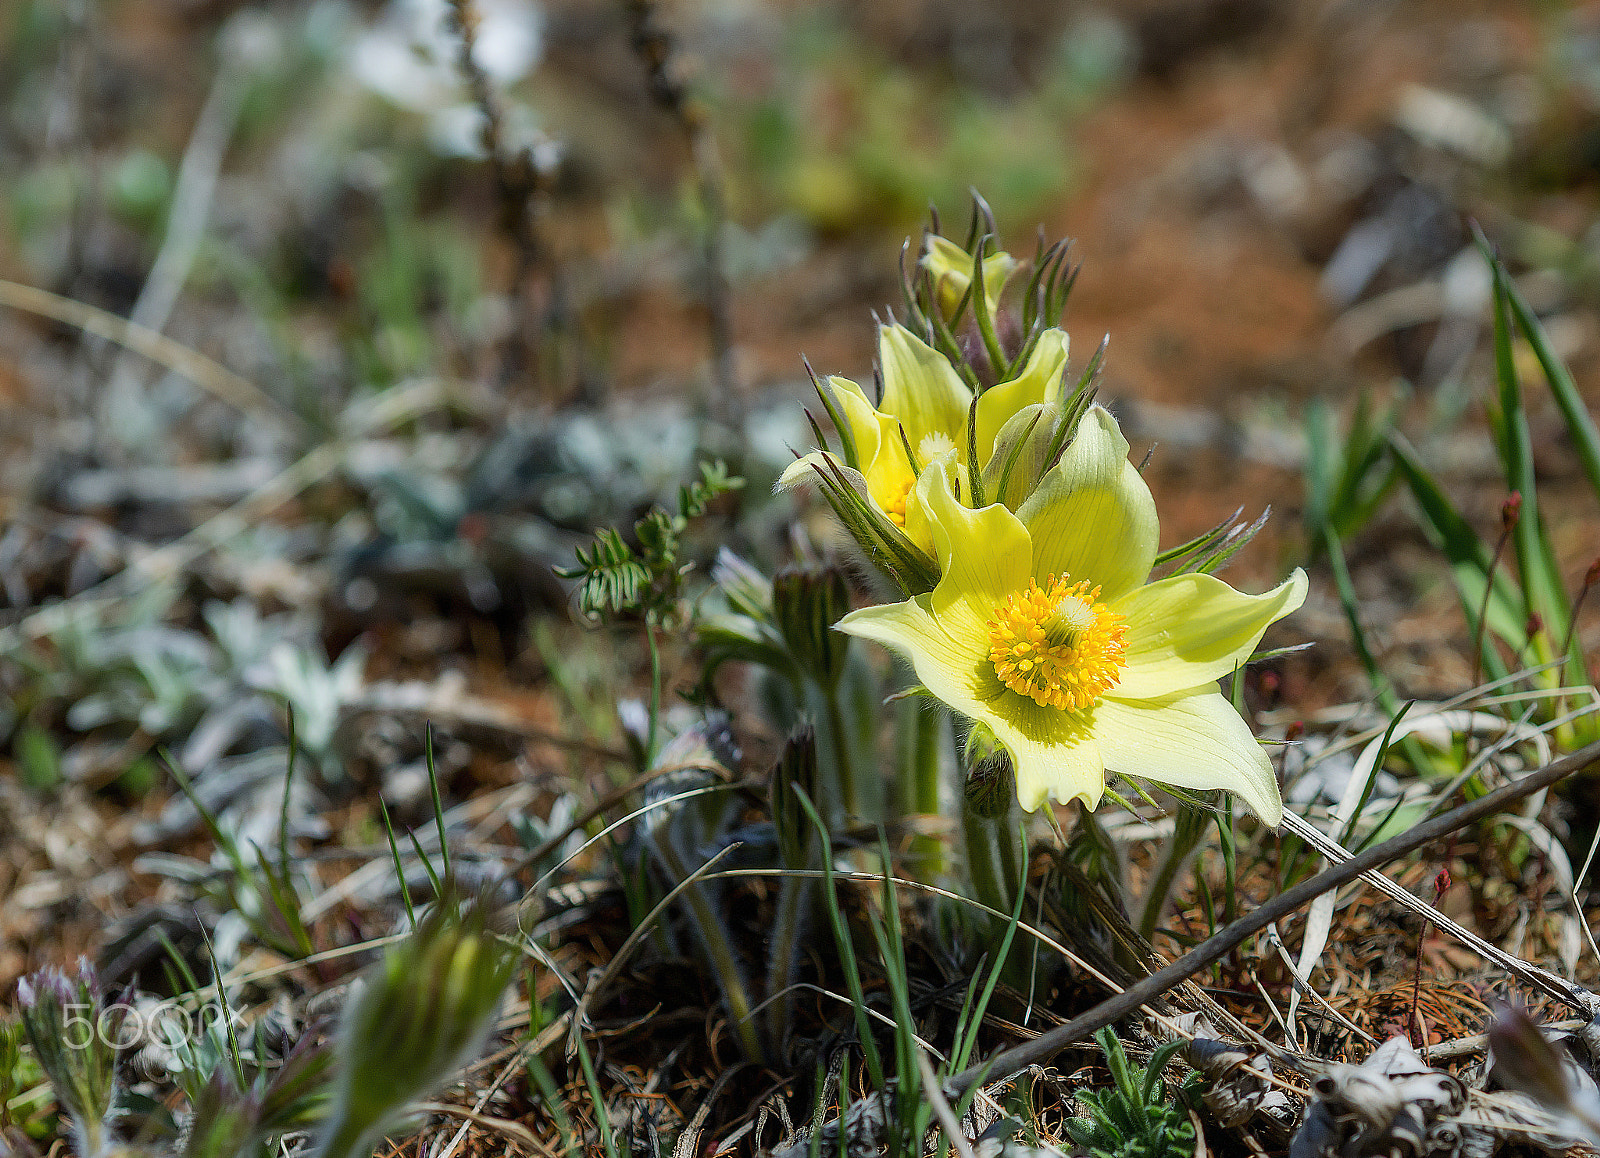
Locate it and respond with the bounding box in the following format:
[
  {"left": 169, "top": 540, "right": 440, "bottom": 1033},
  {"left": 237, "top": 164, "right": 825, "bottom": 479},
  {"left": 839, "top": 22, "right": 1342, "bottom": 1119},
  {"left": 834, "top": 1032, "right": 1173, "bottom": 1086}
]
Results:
[{"left": 724, "top": 10, "right": 1129, "bottom": 233}]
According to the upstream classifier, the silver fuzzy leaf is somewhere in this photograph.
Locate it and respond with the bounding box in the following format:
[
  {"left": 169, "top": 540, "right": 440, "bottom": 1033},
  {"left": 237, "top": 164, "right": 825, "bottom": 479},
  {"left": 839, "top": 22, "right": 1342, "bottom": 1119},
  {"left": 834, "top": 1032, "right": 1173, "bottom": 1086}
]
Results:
[{"left": 1290, "top": 1037, "right": 1473, "bottom": 1158}]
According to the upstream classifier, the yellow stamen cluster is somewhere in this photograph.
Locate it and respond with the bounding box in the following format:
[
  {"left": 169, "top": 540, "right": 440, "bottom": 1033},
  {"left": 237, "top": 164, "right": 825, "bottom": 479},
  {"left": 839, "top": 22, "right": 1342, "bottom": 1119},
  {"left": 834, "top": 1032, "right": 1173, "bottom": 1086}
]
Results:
[
  {"left": 882, "top": 475, "right": 915, "bottom": 526},
  {"left": 987, "top": 575, "right": 1128, "bottom": 710}
]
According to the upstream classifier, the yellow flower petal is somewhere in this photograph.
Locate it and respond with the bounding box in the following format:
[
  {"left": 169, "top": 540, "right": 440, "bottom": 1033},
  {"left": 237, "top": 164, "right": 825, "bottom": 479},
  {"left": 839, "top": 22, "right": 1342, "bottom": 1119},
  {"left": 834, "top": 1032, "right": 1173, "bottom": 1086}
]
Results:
[
  {"left": 838, "top": 593, "right": 1105, "bottom": 812},
  {"left": 899, "top": 470, "right": 937, "bottom": 557},
  {"left": 974, "top": 328, "right": 1068, "bottom": 464},
  {"left": 837, "top": 596, "right": 994, "bottom": 723},
  {"left": 917, "top": 455, "right": 1032, "bottom": 640},
  {"left": 858, "top": 416, "right": 918, "bottom": 522},
  {"left": 878, "top": 324, "right": 973, "bottom": 451},
  {"left": 1111, "top": 569, "right": 1308, "bottom": 699},
  {"left": 806, "top": 376, "right": 923, "bottom": 539},
  {"left": 1017, "top": 405, "right": 1157, "bottom": 602},
  {"left": 1092, "top": 690, "right": 1283, "bottom": 825},
  {"left": 985, "top": 697, "right": 1105, "bottom": 811},
  {"left": 822, "top": 375, "right": 886, "bottom": 469}
]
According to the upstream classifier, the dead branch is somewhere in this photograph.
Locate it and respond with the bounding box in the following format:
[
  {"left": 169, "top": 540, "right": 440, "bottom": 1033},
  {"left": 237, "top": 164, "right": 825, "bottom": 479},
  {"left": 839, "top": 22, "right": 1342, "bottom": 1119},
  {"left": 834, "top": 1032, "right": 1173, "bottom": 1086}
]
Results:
[{"left": 941, "top": 736, "right": 1600, "bottom": 1095}]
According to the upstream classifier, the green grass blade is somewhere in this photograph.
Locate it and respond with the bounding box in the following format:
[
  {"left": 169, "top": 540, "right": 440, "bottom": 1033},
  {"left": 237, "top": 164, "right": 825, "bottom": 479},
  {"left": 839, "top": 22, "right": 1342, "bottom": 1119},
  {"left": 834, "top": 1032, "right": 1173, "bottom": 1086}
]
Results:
[
  {"left": 953, "top": 828, "right": 1028, "bottom": 1071},
  {"left": 1388, "top": 434, "right": 1518, "bottom": 679},
  {"left": 1492, "top": 237, "right": 1600, "bottom": 503},
  {"left": 793, "top": 789, "right": 884, "bottom": 1088},
  {"left": 406, "top": 827, "right": 444, "bottom": 899},
  {"left": 379, "top": 799, "right": 417, "bottom": 930},
  {"left": 424, "top": 723, "right": 451, "bottom": 881},
  {"left": 1322, "top": 525, "right": 1395, "bottom": 708},
  {"left": 572, "top": 1031, "right": 619, "bottom": 1158},
  {"left": 1335, "top": 701, "right": 1412, "bottom": 850},
  {"left": 1481, "top": 239, "right": 1572, "bottom": 667}
]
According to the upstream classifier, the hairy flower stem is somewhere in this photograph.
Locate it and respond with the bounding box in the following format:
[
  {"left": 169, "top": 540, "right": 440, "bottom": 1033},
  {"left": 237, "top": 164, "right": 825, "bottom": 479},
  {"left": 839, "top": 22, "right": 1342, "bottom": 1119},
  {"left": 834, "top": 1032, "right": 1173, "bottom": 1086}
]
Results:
[
  {"left": 896, "top": 700, "right": 946, "bottom": 879},
  {"left": 1136, "top": 803, "right": 1211, "bottom": 943},
  {"left": 764, "top": 873, "right": 812, "bottom": 1059},
  {"left": 622, "top": 0, "right": 736, "bottom": 422},
  {"left": 72, "top": 1116, "right": 105, "bottom": 1158},
  {"left": 995, "top": 802, "right": 1026, "bottom": 907},
  {"left": 648, "top": 837, "right": 767, "bottom": 1062},
  {"left": 823, "top": 691, "right": 859, "bottom": 822},
  {"left": 962, "top": 802, "right": 1016, "bottom": 934},
  {"left": 646, "top": 623, "right": 662, "bottom": 765},
  {"left": 938, "top": 737, "right": 1600, "bottom": 1099}
]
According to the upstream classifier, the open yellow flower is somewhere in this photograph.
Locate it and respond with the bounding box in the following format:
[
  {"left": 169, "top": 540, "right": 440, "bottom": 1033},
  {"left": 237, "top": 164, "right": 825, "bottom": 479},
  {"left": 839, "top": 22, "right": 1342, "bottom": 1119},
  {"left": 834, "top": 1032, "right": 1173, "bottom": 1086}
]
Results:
[
  {"left": 836, "top": 406, "right": 1306, "bottom": 824},
  {"left": 780, "top": 322, "right": 1069, "bottom": 555}
]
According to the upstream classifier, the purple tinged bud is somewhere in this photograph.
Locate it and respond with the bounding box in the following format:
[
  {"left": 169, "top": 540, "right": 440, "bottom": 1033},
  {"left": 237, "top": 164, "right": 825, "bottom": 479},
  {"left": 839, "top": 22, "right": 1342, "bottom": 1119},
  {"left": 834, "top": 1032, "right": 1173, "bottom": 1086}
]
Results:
[
  {"left": 1488, "top": 1003, "right": 1600, "bottom": 1145},
  {"left": 15, "top": 960, "right": 121, "bottom": 1156}
]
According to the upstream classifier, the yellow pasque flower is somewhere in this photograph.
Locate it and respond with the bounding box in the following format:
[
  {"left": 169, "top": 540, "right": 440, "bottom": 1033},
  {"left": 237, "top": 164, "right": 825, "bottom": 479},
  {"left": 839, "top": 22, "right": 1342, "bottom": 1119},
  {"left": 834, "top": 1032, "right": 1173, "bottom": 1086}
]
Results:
[
  {"left": 920, "top": 235, "right": 1018, "bottom": 322},
  {"left": 781, "top": 322, "right": 1069, "bottom": 554},
  {"left": 837, "top": 406, "right": 1306, "bottom": 823}
]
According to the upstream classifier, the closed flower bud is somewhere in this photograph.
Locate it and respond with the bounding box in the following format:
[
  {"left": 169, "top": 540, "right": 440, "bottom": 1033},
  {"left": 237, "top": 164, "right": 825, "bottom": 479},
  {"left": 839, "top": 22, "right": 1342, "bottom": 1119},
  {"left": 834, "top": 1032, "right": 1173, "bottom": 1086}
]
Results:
[
  {"left": 181, "top": 1071, "right": 263, "bottom": 1158},
  {"left": 963, "top": 724, "right": 1015, "bottom": 820},
  {"left": 1501, "top": 491, "right": 1522, "bottom": 532},
  {"left": 964, "top": 751, "right": 1015, "bottom": 819},
  {"left": 0, "top": 1016, "right": 22, "bottom": 1110},
  {"left": 318, "top": 892, "right": 517, "bottom": 1158},
  {"left": 981, "top": 400, "right": 1059, "bottom": 510},
  {"left": 920, "top": 235, "right": 1017, "bottom": 323},
  {"left": 17, "top": 959, "right": 124, "bottom": 1158},
  {"left": 773, "top": 562, "right": 851, "bottom": 687},
  {"left": 769, "top": 724, "right": 819, "bottom": 869},
  {"left": 1487, "top": 1003, "right": 1600, "bottom": 1143},
  {"left": 710, "top": 548, "right": 773, "bottom": 621}
]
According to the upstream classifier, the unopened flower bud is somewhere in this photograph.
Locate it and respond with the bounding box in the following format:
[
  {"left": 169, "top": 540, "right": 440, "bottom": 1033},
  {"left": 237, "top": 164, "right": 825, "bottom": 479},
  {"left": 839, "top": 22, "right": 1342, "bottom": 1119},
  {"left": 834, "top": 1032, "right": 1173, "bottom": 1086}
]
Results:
[
  {"left": 772, "top": 562, "right": 851, "bottom": 687},
  {"left": 1432, "top": 867, "right": 1451, "bottom": 898},
  {"left": 1487, "top": 1003, "right": 1600, "bottom": 1143},
  {"left": 920, "top": 235, "right": 1017, "bottom": 323},
  {"left": 17, "top": 959, "right": 124, "bottom": 1157},
  {"left": 1502, "top": 492, "right": 1522, "bottom": 532},
  {"left": 182, "top": 1070, "right": 264, "bottom": 1158},
  {"left": 962, "top": 726, "right": 1015, "bottom": 819},
  {"left": 982, "top": 401, "right": 1058, "bottom": 510},
  {"left": 964, "top": 752, "right": 1015, "bottom": 819},
  {"left": 710, "top": 548, "right": 773, "bottom": 621},
  {"left": 769, "top": 724, "right": 819, "bottom": 869},
  {"left": 320, "top": 892, "right": 517, "bottom": 1158},
  {"left": 0, "top": 1016, "right": 23, "bottom": 1125}
]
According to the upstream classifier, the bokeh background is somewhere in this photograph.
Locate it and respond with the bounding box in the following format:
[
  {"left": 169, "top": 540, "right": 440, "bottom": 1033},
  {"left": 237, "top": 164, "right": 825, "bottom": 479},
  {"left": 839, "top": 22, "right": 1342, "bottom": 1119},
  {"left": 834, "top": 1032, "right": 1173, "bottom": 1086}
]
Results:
[{"left": 4, "top": 0, "right": 1600, "bottom": 985}]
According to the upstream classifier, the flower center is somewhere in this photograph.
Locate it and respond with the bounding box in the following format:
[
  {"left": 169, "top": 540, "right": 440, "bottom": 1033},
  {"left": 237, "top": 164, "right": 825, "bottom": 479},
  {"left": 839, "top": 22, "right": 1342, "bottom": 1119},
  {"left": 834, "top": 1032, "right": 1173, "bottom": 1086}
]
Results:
[
  {"left": 987, "top": 574, "right": 1128, "bottom": 710},
  {"left": 918, "top": 431, "right": 957, "bottom": 462},
  {"left": 882, "top": 475, "right": 915, "bottom": 526}
]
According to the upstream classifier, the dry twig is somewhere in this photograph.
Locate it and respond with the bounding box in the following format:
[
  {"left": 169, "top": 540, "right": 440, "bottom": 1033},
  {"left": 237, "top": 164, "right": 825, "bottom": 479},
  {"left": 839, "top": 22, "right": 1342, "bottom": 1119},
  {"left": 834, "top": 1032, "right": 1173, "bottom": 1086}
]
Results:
[{"left": 940, "top": 737, "right": 1600, "bottom": 1097}]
